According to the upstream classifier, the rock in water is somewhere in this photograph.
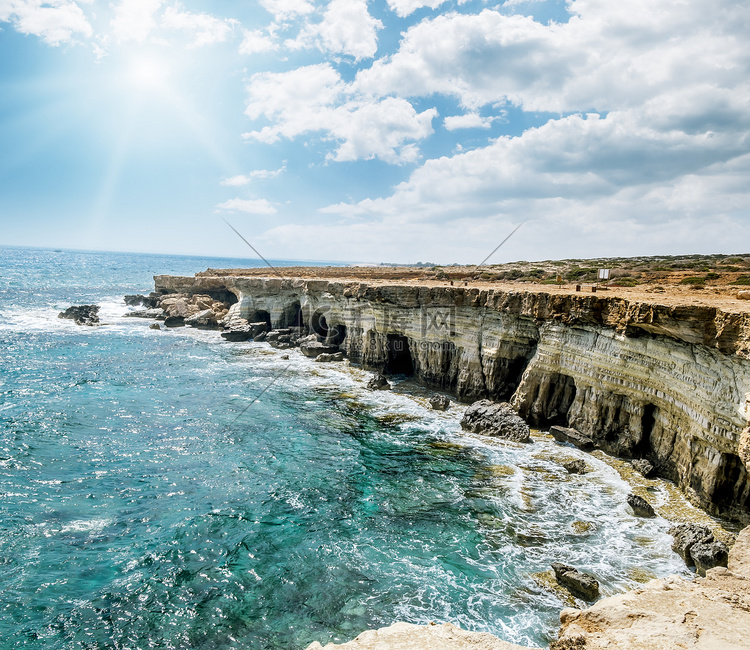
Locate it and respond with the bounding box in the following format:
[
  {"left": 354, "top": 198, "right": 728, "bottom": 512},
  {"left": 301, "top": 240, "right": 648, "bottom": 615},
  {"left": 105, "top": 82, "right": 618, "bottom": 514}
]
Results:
[
  {"left": 163, "top": 316, "right": 185, "bottom": 328},
  {"left": 221, "top": 326, "right": 252, "bottom": 342},
  {"left": 367, "top": 373, "right": 391, "bottom": 390},
  {"left": 185, "top": 309, "right": 217, "bottom": 329},
  {"left": 631, "top": 459, "right": 655, "bottom": 477},
  {"left": 460, "top": 400, "right": 531, "bottom": 443},
  {"left": 149, "top": 323, "right": 161, "bottom": 330},
  {"left": 669, "top": 523, "right": 714, "bottom": 565},
  {"left": 429, "top": 395, "right": 451, "bottom": 411},
  {"left": 316, "top": 352, "right": 345, "bottom": 362},
  {"left": 562, "top": 459, "right": 588, "bottom": 474},
  {"left": 627, "top": 493, "right": 656, "bottom": 517},
  {"left": 691, "top": 540, "right": 729, "bottom": 576},
  {"left": 58, "top": 305, "right": 100, "bottom": 326},
  {"left": 549, "top": 425, "right": 595, "bottom": 450},
  {"left": 551, "top": 562, "right": 600, "bottom": 601}
]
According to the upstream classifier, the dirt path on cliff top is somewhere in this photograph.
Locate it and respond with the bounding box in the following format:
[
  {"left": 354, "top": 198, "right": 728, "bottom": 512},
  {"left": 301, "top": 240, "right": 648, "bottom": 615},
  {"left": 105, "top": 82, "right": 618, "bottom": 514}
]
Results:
[{"left": 196, "top": 266, "right": 750, "bottom": 314}]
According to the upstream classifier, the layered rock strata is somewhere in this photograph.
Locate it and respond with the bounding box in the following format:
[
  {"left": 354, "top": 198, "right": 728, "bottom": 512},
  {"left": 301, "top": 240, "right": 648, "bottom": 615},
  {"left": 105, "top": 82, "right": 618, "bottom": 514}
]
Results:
[{"left": 152, "top": 274, "right": 750, "bottom": 522}]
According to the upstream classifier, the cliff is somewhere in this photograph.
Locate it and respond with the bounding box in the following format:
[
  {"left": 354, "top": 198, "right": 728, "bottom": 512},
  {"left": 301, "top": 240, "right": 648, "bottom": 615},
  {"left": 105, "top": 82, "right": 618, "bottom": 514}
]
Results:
[{"left": 153, "top": 274, "right": 750, "bottom": 522}]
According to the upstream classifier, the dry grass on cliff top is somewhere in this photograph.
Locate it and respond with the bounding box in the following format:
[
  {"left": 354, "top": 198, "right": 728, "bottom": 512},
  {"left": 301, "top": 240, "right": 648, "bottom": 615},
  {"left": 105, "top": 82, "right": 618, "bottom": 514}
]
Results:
[
  {"left": 197, "top": 253, "right": 750, "bottom": 313},
  {"left": 196, "top": 253, "right": 750, "bottom": 312}
]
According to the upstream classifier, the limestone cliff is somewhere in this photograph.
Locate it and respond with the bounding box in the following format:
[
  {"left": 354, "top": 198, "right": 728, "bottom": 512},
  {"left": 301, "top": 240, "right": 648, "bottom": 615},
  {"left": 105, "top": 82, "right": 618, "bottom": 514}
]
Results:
[{"left": 152, "top": 274, "right": 750, "bottom": 522}]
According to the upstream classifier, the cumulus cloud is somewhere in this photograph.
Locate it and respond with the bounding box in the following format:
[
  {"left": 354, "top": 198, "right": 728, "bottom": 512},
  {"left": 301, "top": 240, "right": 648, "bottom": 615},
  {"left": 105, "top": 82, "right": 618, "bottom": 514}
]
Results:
[
  {"left": 221, "top": 166, "right": 287, "bottom": 186},
  {"left": 239, "top": 28, "right": 277, "bottom": 54},
  {"left": 161, "top": 5, "right": 237, "bottom": 47},
  {"left": 291, "top": 0, "right": 383, "bottom": 61},
  {"left": 110, "top": 0, "right": 162, "bottom": 43},
  {"left": 0, "top": 0, "right": 92, "bottom": 45},
  {"left": 243, "top": 63, "right": 436, "bottom": 163},
  {"left": 443, "top": 113, "right": 494, "bottom": 130},
  {"left": 215, "top": 198, "right": 278, "bottom": 214},
  {"left": 385, "top": 0, "right": 450, "bottom": 18},
  {"left": 259, "top": 0, "right": 314, "bottom": 20}
]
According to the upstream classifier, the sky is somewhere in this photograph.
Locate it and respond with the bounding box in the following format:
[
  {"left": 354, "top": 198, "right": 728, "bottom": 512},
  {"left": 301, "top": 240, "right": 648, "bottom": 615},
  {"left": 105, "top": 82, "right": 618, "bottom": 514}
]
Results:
[{"left": 0, "top": 0, "right": 748, "bottom": 265}]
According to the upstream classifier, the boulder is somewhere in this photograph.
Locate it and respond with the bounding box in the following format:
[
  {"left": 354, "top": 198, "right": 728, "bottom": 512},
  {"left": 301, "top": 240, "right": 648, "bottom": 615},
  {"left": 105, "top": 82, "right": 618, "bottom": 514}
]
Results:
[
  {"left": 163, "top": 316, "right": 185, "bottom": 328},
  {"left": 551, "top": 562, "right": 600, "bottom": 601},
  {"left": 316, "top": 352, "right": 345, "bottom": 362},
  {"left": 149, "top": 323, "right": 161, "bottom": 330},
  {"left": 669, "top": 523, "right": 714, "bottom": 565},
  {"left": 185, "top": 309, "right": 217, "bottom": 329},
  {"left": 562, "top": 459, "right": 588, "bottom": 474},
  {"left": 460, "top": 400, "right": 531, "bottom": 443},
  {"left": 549, "top": 426, "right": 595, "bottom": 450},
  {"left": 631, "top": 459, "right": 655, "bottom": 477},
  {"left": 253, "top": 331, "right": 268, "bottom": 342},
  {"left": 58, "top": 305, "right": 100, "bottom": 326},
  {"left": 627, "top": 493, "right": 656, "bottom": 517},
  {"left": 429, "top": 395, "right": 451, "bottom": 411},
  {"left": 300, "top": 340, "right": 340, "bottom": 358},
  {"left": 367, "top": 373, "right": 391, "bottom": 390},
  {"left": 691, "top": 540, "right": 729, "bottom": 576},
  {"left": 738, "top": 290, "right": 750, "bottom": 300},
  {"left": 248, "top": 321, "right": 270, "bottom": 337},
  {"left": 221, "top": 326, "right": 252, "bottom": 342}
]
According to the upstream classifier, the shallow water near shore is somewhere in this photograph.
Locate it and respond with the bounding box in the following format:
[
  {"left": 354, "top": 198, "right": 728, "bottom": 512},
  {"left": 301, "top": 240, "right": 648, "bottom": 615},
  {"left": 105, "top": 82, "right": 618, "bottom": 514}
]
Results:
[{"left": 0, "top": 247, "right": 699, "bottom": 649}]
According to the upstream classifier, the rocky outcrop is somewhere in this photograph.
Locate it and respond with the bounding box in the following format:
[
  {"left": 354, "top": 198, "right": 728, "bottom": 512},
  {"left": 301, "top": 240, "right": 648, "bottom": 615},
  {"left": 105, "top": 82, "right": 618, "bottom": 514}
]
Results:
[
  {"left": 460, "top": 400, "right": 531, "bottom": 443},
  {"left": 58, "top": 305, "right": 100, "bottom": 326},
  {"left": 429, "top": 395, "right": 451, "bottom": 411},
  {"left": 549, "top": 426, "right": 595, "bottom": 451},
  {"left": 555, "top": 524, "right": 750, "bottom": 649},
  {"left": 151, "top": 274, "right": 750, "bottom": 522},
  {"left": 367, "top": 373, "right": 391, "bottom": 390},
  {"left": 551, "top": 563, "right": 600, "bottom": 601},
  {"left": 305, "top": 621, "right": 538, "bottom": 650},
  {"left": 627, "top": 493, "right": 656, "bottom": 518},
  {"left": 668, "top": 524, "right": 729, "bottom": 575}
]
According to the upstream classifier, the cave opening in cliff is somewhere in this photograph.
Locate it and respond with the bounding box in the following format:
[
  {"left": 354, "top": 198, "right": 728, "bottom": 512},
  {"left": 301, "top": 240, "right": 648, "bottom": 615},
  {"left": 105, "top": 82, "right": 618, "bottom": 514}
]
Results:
[
  {"left": 635, "top": 403, "right": 657, "bottom": 457},
  {"left": 386, "top": 334, "right": 413, "bottom": 375},
  {"left": 248, "top": 309, "right": 272, "bottom": 328},
  {"left": 710, "top": 452, "right": 750, "bottom": 514},
  {"left": 279, "top": 301, "right": 304, "bottom": 329},
  {"left": 205, "top": 289, "right": 238, "bottom": 306}
]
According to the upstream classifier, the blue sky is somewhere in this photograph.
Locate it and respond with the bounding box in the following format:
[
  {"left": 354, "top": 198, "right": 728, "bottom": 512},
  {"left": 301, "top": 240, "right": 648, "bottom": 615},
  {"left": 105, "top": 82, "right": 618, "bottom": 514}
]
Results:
[{"left": 1, "top": 0, "right": 748, "bottom": 264}]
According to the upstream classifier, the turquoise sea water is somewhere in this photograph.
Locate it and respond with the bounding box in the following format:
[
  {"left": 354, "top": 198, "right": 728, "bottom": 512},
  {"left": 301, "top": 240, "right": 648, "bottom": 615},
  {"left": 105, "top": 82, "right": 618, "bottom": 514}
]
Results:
[{"left": 0, "top": 247, "right": 691, "bottom": 649}]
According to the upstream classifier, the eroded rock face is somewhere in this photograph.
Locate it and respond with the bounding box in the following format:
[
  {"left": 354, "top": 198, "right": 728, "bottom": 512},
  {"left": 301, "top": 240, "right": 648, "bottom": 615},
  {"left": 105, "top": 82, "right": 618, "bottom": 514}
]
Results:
[
  {"left": 631, "top": 459, "right": 655, "bottom": 477},
  {"left": 460, "top": 400, "right": 531, "bottom": 443},
  {"left": 151, "top": 274, "right": 750, "bottom": 521},
  {"left": 305, "top": 621, "right": 538, "bottom": 650},
  {"left": 367, "top": 373, "right": 391, "bottom": 390},
  {"left": 556, "top": 524, "right": 750, "bottom": 649},
  {"left": 691, "top": 541, "right": 729, "bottom": 577},
  {"left": 429, "top": 395, "right": 451, "bottom": 411},
  {"left": 669, "top": 523, "right": 714, "bottom": 565}
]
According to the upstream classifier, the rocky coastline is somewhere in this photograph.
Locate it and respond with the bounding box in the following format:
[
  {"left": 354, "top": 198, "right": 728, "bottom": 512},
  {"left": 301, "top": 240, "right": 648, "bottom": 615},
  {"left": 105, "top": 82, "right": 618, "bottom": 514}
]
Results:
[{"left": 111, "top": 270, "right": 750, "bottom": 648}]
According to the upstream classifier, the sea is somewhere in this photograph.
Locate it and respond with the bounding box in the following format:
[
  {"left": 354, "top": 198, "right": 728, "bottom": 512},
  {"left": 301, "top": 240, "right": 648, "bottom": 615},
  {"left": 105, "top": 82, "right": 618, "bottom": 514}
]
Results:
[{"left": 0, "top": 246, "right": 692, "bottom": 649}]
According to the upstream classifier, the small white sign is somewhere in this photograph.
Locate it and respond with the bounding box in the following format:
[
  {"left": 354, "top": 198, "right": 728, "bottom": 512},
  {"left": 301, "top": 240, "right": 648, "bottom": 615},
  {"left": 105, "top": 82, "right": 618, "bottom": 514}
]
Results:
[{"left": 598, "top": 268, "right": 610, "bottom": 280}]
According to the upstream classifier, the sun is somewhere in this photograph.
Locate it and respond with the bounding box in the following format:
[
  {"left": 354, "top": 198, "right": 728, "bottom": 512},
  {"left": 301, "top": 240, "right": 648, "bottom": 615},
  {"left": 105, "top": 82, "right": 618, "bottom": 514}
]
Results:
[{"left": 125, "top": 54, "right": 171, "bottom": 91}]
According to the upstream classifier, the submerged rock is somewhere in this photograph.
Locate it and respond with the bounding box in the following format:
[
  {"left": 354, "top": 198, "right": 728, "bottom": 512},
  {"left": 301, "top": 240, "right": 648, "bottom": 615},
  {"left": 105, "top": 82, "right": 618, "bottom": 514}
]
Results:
[
  {"left": 460, "top": 400, "right": 531, "bottom": 443},
  {"left": 429, "top": 395, "right": 451, "bottom": 411},
  {"left": 549, "top": 426, "right": 595, "bottom": 450},
  {"left": 367, "top": 373, "right": 391, "bottom": 391},
  {"left": 58, "top": 305, "right": 100, "bottom": 326},
  {"left": 149, "top": 323, "right": 161, "bottom": 330},
  {"left": 669, "top": 523, "right": 714, "bottom": 565},
  {"left": 551, "top": 562, "right": 600, "bottom": 601},
  {"left": 561, "top": 459, "right": 588, "bottom": 474},
  {"left": 627, "top": 493, "right": 656, "bottom": 518}
]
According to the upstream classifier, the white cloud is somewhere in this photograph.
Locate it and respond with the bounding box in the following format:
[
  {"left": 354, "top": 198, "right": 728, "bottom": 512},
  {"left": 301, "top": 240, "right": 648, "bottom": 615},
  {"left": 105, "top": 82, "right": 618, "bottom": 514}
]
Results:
[
  {"left": 385, "top": 0, "right": 449, "bottom": 18},
  {"left": 243, "top": 63, "right": 436, "bottom": 163},
  {"left": 239, "top": 28, "right": 277, "bottom": 54},
  {"left": 220, "top": 166, "right": 287, "bottom": 186},
  {"left": 259, "top": 0, "right": 314, "bottom": 20},
  {"left": 110, "top": 0, "right": 162, "bottom": 43},
  {"left": 161, "top": 5, "right": 236, "bottom": 47},
  {"left": 290, "top": 0, "right": 383, "bottom": 61},
  {"left": 0, "top": 0, "right": 92, "bottom": 45},
  {"left": 215, "top": 198, "right": 278, "bottom": 214},
  {"left": 443, "top": 113, "right": 493, "bottom": 130}
]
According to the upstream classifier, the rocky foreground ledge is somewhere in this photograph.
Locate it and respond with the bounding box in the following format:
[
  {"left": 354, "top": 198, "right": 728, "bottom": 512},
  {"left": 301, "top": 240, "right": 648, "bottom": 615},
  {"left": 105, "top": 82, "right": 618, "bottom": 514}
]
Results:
[{"left": 305, "top": 526, "right": 750, "bottom": 649}]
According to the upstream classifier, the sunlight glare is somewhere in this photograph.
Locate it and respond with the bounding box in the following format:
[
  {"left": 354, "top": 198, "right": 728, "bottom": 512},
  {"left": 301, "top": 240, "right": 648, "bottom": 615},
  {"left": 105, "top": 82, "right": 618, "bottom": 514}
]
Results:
[{"left": 126, "top": 55, "right": 170, "bottom": 90}]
